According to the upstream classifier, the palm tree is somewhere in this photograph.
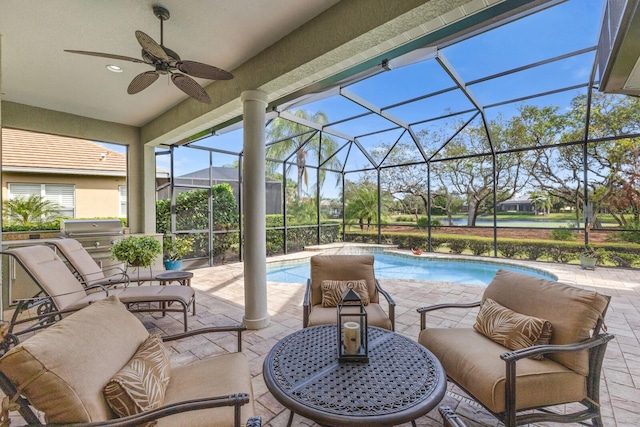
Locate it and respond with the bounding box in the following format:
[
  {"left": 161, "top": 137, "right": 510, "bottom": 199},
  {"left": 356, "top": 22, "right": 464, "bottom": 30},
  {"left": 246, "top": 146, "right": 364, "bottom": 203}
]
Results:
[
  {"left": 266, "top": 110, "right": 341, "bottom": 200},
  {"left": 529, "top": 190, "right": 552, "bottom": 215},
  {"left": 3, "top": 194, "right": 63, "bottom": 226},
  {"left": 345, "top": 186, "right": 380, "bottom": 231}
]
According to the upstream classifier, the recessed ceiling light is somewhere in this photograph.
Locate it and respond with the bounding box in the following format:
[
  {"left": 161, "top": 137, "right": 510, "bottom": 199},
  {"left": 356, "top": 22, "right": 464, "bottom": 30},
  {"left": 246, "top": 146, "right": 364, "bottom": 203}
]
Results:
[{"left": 106, "top": 64, "right": 123, "bottom": 73}]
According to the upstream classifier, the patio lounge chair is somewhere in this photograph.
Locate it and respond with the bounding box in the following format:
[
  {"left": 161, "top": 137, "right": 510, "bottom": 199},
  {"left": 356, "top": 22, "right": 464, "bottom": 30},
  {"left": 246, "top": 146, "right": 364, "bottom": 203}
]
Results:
[
  {"left": 3, "top": 245, "right": 195, "bottom": 338},
  {"left": 0, "top": 296, "right": 261, "bottom": 426},
  {"left": 49, "top": 238, "right": 165, "bottom": 287},
  {"left": 418, "top": 269, "right": 614, "bottom": 427},
  {"left": 304, "top": 254, "right": 395, "bottom": 330}
]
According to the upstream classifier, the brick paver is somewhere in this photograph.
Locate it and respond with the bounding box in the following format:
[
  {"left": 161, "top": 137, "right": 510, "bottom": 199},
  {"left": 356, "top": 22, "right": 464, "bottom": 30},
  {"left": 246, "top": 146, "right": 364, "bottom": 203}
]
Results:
[{"left": 7, "top": 245, "right": 640, "bottom": 426}]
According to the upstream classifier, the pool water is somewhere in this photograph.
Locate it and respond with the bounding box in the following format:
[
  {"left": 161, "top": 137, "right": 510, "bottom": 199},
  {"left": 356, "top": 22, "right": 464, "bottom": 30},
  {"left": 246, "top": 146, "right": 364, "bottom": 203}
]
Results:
[{"left": 266, "top": 252, "right": 556, "bottom": 286}]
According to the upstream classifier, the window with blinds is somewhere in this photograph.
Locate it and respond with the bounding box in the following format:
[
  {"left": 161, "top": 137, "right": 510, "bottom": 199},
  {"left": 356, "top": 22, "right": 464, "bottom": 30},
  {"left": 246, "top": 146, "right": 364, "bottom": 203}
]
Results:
[
  {"left": 119, "top": 185, "right": 127, "bottom": 217},
  {"left": 8, "top": 183, "right": 75, "bottom": 217}
]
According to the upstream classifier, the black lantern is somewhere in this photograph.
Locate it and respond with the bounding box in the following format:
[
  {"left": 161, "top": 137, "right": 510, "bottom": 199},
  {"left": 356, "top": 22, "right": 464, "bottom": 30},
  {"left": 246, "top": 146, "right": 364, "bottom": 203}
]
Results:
[{"left": 337, "top": 288, "right": 368, "bottom": 362}]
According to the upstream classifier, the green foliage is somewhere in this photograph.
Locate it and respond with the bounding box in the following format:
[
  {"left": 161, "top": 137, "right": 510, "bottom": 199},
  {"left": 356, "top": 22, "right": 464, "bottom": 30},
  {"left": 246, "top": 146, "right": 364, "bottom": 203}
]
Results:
[
  {"left": 618, "top": 220, "right": 640, "bottom": 244},
  {"left": 607, "top": 252, "right": 639, "bottom": 268},
  {"left": 448, "top": 239, "right": 468, "bottom": 254},
  {"left": 163, "top": 235, "right": 194, "bottom": 260},
  {"left": 264, "top": 215, "right": 339, "bottom": 255},
  {"left": 111, "top": 236, "right": 162, "bottom": 268},
  {"left": 550, "top": 226, "right": 576, "bottom": 241},
  {"left": 416, "top": 217, "right": 442, "bottom": 229},
  {"left": 498, "top": 242, "right": 522, "bottom": 258},
  {"left": 3, "top": 195, "right": 63, "bottom": 226},
  {"left": 156, "top": 184, "right": 239, "bottom": 261},
  {"left": 468, "top": 240, "right": 492, "bottom": 256}
]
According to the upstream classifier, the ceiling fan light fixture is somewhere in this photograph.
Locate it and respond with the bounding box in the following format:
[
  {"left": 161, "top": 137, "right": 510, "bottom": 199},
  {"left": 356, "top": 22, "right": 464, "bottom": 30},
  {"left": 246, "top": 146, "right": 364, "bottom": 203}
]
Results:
[
  {"left": 66, "top": 5, "right": 232, "bottom": 104},
  {"left": 106, "top": 64, "right": 123, "bottom": 73}
]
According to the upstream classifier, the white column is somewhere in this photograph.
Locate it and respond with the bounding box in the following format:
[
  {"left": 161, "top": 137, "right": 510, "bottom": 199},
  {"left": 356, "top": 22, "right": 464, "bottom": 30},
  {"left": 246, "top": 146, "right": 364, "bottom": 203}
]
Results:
[{"left": 241, "top": 90, "right": 270, "bottom": 329}]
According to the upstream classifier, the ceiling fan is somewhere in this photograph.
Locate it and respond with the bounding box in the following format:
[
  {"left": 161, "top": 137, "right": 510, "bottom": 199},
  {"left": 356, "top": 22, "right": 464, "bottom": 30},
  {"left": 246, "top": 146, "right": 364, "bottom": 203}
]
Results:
[{"left": 65, "top": 5, "right": 233, "bottom": 104}]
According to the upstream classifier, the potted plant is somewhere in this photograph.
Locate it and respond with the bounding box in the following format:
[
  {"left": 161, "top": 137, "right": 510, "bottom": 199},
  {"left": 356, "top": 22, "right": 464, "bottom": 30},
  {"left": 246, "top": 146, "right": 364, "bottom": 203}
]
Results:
[
  {"left": 111, "top": 235, "right": 162, "bottom": 269},
  {"left": 163, "top": 235, "right": 193, "bottom": 270},
  {"left": 579, "top": 244, "right": 599, "bottom": 270}
]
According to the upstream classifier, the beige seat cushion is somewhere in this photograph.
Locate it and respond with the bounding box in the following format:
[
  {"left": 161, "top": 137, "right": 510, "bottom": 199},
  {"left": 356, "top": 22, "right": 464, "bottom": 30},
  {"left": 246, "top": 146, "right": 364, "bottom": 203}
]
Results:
[
  {"left": 307, "top": 303, "right": 392, "bottom": 330},
  {"left": 484, "top": 270, "right": 609, "bottom": 375},
  {"left": 0, "top": 296, "right": 149, "bottom": 424},
  {"left": 158, "top": 353, "right": 255, "bottom": 427},
  {"left": 310, "top": 255, "right": 379, "bottom": 304},
  {"left": 419, "top": 328, "right": 586, "bottom": 414}
]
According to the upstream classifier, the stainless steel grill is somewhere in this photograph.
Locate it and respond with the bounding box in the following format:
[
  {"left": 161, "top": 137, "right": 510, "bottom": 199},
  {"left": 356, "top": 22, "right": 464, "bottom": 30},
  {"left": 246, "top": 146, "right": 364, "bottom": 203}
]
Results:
[{"left": 60, "top": 219, "right": 124, "bottom": 269}]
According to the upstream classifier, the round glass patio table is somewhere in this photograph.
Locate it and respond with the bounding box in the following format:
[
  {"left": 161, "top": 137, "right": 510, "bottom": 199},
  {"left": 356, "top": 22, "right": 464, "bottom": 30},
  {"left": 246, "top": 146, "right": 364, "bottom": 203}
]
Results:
[{"left": 263, "top": 325, "right": 446, "bottom": 426}]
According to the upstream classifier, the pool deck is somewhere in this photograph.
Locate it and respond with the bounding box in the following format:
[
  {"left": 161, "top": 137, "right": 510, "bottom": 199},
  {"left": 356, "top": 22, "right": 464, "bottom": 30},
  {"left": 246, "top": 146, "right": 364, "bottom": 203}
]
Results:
[{"left": 9, "top": 244, "right": 640, "bottom": 426}]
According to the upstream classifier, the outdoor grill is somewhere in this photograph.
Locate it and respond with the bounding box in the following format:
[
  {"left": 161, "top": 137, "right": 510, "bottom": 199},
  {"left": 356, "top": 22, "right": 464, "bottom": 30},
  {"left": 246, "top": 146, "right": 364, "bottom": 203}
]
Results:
[{"left": 60, "top": 219, "right": 124, "bottom": 270}]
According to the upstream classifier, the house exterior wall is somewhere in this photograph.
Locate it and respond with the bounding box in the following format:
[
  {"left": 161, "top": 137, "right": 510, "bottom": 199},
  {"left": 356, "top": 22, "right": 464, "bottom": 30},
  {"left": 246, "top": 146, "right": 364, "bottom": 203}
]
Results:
[{"left": 2, "top": 171, "right": 126, "bottom": 219}]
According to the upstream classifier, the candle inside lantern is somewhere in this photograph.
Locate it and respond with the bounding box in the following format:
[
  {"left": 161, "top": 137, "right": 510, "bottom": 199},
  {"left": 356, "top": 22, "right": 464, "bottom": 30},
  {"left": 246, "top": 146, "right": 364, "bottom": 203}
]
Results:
[{"left": 343, "top": 321, "right": 361, "bottom": 355}]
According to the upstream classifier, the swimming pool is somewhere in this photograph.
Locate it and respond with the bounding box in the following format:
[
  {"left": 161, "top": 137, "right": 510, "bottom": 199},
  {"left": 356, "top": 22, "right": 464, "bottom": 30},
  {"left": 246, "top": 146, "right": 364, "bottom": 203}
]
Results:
[{"left": 266, "top": 252, "right": 557, "bottom": 286}]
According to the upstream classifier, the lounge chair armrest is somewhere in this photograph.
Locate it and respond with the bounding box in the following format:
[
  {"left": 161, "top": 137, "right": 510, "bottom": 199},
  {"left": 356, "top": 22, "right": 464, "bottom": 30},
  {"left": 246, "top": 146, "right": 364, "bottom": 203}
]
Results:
[
  {"left": 417, "top": 301, "right": 481, "bottom": 330},
  {"left": 57, "top": 394, "right": 260, "bottom": 427},
  {"left": 303, "top": 279, "right": 312, "bottom": 328},
  {"left": 498, "top": 332, "right": 614, "bottom": 426},
  {"left": 500, "top": 332, "right": 615, "bottom": 362},
  {"left": 439, "top": 406, "right": 467, "bottom": 427},
  {"left": 162, "top": 325, "right": 247, "bottom": 352},
  {"left": 375, "top": 279, "right": 395, "bottom": 331}
]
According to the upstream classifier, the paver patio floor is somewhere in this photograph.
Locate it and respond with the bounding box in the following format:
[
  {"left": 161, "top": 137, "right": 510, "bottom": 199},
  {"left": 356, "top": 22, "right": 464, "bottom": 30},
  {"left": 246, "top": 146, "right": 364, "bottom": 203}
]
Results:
[
  {"left": 135, "top": 246, "right": 639, "bottom": 427},
  {"left": 7, "top": 245, "right": 639, "bottom": 426}
]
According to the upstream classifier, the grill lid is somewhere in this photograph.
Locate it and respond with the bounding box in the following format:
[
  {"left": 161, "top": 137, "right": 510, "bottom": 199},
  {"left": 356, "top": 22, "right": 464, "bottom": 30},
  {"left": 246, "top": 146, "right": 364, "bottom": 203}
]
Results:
[{"left": 60, "top": 219, "right": 124, "bottom": 237}]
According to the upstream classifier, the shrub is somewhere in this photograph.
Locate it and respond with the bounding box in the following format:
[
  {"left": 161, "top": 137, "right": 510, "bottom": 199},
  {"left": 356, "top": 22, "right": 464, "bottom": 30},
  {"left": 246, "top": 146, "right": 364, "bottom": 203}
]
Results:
[
  {"left": 522, "top": 245, "right": 546, "bottom": 260},
  {"left": 448, "top": 239, "right": 468, "bottom": 254},
  {"left": 416, "top": 217, "right": 442, "bottom": 229},
  {"left": 468, "top": 240, "right": 492, "bottom": 256},
  {"left": 498, "top": 242, "right": 522, "bottom": 258},
  {"left": 550, "top": 227, "right": 576, "bottom": 241},
  {"left": 617, "top": 220, "right": 640, "bottom": 244},
  {"left": 608, "top": 252, "right": 638, "bottom": 268}
]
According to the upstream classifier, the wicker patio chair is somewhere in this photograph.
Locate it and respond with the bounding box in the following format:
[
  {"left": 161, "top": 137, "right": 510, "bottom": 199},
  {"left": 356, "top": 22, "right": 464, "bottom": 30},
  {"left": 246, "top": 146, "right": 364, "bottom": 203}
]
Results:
[
  {"left": 418, "top": 269, "right": 614, "bottom": 427},
  {"left": 2, "top": 245, "right": 195, "bottom": 341},
  {"left": 303, "top": 254, "right": 395, "bottom": 330},
  {"left": 49, "top": 238, "right": 165, "bottom": 287}
]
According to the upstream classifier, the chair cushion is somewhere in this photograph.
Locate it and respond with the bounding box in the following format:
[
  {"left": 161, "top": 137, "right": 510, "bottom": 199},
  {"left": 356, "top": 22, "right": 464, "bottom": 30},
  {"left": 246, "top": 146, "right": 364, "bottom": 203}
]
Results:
[
  {"left": 157, "top": 353, "right": 255, "bottom": 427},
  {"left": 483, "top": 269, "right": 609, "bottom": 375},
  {"left": 104, "top": 334, "right": 171, "bottom": 426},
  {"left": 474, "top": 298, "right": 552, "bottom": 360},
  {"left": 310, "top": 255, "right": 379, "bottom": 305},
  {"left": 0, "top": 296, "right": 149, "bottom": 424},
  {"left": 419, "top": 328, "right": 587, "bottom": 414},
  {"left": 321, "top": 280, "right": 370, "bottom": 307},
  {"left": 307, "top": 303, "right": 392, "bottom": 330}
]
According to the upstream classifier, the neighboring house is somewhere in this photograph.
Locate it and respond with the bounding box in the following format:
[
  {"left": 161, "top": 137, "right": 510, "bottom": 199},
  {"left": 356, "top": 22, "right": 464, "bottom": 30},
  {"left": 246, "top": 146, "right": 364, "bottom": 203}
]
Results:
[
  {"left": 496, "top": 199, "right": 534, "bottom": 213},
  {"left": 157, "top": 166, "right": 283, "bottom": 215},
  {"left": 2, "top": 128, "right": 133, "bottom": 219}
]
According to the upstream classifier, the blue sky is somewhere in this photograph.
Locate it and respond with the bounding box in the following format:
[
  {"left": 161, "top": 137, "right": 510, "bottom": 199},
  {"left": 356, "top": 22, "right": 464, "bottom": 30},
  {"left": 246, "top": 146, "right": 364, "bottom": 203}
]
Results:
[{"left": 146, "top": 0, "right": 605, "bottom": 198}]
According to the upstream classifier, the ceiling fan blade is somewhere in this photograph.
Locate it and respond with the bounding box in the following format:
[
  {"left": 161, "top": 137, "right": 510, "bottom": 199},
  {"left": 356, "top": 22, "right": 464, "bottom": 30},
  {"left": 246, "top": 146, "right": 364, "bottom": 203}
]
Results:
[
  {"left": 176, "top": 60, "right": 234, "bottom": 80},
  {"left": 127, "top": 71, "right": 159, "bottom": 94},
  {"left": 135, "top": 30, "right": 169, "bottom": 61},
  {"left": 64, "top": 50, "right": 146, "bottom": 64},
  {"left": 171, "top": 73, "right": 211, "bottom": 104}
]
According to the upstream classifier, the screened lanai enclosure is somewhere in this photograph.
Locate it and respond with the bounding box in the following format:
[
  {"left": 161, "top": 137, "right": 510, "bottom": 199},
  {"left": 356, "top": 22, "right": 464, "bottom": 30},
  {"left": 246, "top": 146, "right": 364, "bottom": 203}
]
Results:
[{"left": 156, "top": 0, "right": 640, "bottom": 269}]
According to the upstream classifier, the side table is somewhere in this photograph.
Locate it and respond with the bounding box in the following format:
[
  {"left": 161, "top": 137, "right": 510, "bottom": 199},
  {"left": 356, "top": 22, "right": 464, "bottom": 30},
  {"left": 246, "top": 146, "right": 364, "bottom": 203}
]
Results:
[{"left": 155, "top": 270, "right": 193, "bottom": 287}]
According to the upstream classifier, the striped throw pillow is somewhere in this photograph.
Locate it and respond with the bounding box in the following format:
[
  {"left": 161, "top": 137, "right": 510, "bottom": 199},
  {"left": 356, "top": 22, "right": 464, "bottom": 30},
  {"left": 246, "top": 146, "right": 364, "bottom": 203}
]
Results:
[
  {"left": 104, "top": 334, "right": 171, "bottom": 426},
  {"left": 474, "top": 298, "right": 552, "bottom": 360}
]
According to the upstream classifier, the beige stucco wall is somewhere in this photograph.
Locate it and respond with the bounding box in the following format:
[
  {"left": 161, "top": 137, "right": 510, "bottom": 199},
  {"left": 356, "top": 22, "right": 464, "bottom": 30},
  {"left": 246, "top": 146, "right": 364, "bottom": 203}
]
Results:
[{"left": 2, "top": 171, "right": 126, "bottom": 219}]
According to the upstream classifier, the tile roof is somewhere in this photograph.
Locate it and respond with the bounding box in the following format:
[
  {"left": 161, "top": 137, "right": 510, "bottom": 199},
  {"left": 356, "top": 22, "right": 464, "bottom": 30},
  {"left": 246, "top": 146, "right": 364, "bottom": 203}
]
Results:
[{"left": 2, "top": 128, "right": 126, "bottom": 173}]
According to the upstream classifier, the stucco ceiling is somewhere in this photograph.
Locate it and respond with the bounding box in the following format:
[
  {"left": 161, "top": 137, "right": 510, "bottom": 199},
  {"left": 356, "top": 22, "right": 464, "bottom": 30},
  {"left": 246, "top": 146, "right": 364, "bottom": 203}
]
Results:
[{"left": 0, "top": 0, "right": 341, "bottom": 127}]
